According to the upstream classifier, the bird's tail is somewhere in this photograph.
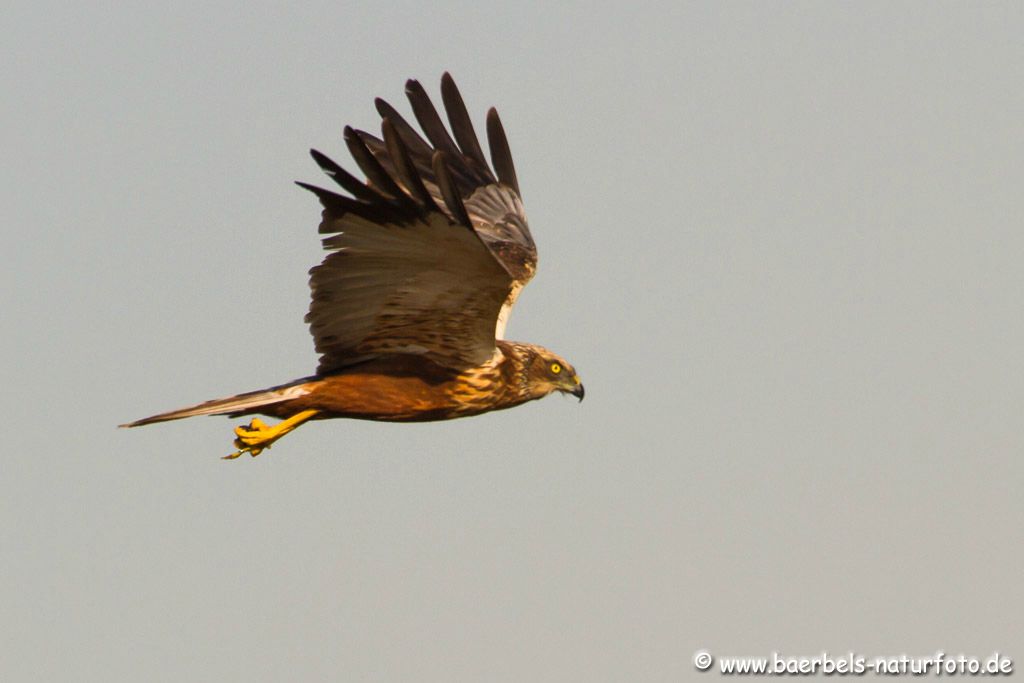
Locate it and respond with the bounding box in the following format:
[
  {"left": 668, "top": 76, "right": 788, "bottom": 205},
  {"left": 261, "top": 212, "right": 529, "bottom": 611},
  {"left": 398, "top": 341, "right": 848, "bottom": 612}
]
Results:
[{"left": 119, "top": 380, "right": 313, "bottom": 428}]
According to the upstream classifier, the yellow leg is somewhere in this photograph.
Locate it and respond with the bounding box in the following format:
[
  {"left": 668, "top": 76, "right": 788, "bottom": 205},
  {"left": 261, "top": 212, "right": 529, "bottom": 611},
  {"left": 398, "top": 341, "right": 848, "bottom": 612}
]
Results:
[{"left": 224, "top": 409, "right": 320, "bottom": 459}]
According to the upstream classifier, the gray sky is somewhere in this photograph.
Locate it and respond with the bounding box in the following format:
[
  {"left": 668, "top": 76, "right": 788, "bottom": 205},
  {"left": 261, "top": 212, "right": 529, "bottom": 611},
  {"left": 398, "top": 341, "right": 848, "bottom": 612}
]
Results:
[{"left": 4, "top": 1, "right": 1022, "bottom": 680}]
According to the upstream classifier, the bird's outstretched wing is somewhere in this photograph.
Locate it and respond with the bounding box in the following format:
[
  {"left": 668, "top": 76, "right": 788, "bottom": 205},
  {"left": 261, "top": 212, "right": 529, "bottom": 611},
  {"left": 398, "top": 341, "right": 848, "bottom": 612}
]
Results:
[{"left": 298, "top": 74, "right": 537, "bottom": 374}]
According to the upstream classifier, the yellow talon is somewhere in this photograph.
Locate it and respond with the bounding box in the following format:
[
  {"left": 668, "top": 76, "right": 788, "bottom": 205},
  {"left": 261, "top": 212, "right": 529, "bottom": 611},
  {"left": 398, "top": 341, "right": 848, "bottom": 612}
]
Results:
[{"left": 222, "top": 409, "right": 319, "bottom": 460}]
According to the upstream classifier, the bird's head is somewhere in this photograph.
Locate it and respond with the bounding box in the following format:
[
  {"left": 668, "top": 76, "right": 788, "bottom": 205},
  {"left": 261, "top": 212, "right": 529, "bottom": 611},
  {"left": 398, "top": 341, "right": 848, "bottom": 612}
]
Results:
[{"left": 518, "top": 345, "right": 584, "bottom": 402}]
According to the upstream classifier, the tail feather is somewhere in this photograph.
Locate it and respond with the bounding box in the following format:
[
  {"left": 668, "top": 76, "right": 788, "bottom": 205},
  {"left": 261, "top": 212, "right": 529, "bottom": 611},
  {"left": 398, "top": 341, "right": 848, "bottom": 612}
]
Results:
[{"left": 119, "top": 381, "right": 313, "bottom": 428}]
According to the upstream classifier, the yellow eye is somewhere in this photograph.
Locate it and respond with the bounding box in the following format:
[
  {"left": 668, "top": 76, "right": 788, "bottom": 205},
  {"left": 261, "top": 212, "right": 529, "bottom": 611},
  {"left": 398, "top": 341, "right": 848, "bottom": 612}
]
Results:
[{"left": 550, "top": 363, "right": 562, "bottom": 374}]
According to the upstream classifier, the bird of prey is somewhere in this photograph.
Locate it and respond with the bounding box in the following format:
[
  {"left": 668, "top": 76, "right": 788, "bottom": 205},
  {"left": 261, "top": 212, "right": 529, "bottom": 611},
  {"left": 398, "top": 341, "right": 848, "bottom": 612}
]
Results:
[{"left": 122, "top": 73, "right": 583, "bottom": 458}]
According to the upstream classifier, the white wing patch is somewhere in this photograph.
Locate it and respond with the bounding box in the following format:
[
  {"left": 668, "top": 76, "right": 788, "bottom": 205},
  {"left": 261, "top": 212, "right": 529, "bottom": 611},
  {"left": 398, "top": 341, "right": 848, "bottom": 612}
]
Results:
[{"left": 494, "top": 281, "right": 525, "bottom": 340}]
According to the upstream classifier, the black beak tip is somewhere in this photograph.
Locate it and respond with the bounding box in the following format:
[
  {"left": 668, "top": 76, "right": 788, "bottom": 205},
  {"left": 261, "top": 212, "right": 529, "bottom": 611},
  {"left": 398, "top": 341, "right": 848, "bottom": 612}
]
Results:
[{"left": 573, "top": 384, "right": 585, "bottom": 402}]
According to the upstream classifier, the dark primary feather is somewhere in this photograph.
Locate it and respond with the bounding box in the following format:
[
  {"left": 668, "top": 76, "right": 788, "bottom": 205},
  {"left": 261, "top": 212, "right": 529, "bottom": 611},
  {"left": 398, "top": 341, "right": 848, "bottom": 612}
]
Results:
[
  {"left": 374, "top": 97, "right": 434, "bottom": 161},
  {"left": 405, "top": 79, "right": 486, "bottom": 192},
  {"left": 486, "top": 108, "right": 519, "bottom": 196},
  {"left": 440, "top": 72, "right": 491, "bottom": 173},
  {"left": 309, "top": 148, "right": 381, "bottom": 203},
  {"left": 431, "top": 151, "right": 472, "bottom": 227},
  {"left": 381, "top": 118, "right": 439, "bottom": 212},
  {"left": 343, "top": 126, "right": 407, "bottom": 203},
  {"left": 404, "top": 79, "right": 463, "bottom": 162},
  {"left": 294, "top": 181, "right": 408, "bottom": 228}
]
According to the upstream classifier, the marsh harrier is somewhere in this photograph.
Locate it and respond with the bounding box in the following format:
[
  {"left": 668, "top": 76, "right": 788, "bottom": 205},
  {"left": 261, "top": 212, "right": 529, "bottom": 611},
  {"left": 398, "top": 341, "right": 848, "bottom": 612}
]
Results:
[{"left": 122, "top": 74, "right": 583, "bottom": 458}]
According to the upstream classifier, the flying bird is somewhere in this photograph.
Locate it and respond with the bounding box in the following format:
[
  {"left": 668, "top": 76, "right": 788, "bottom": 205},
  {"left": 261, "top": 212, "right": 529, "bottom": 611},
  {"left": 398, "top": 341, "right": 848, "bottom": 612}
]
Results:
[{"left": 122, "top": 73, "right": 583, "bottom": 458}]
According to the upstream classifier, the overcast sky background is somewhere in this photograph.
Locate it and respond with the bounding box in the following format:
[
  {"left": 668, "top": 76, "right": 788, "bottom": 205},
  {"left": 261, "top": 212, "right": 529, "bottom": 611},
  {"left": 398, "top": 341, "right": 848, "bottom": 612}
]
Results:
[{"left": 3, "top": 2, "right": 1022, "bottom": 680}]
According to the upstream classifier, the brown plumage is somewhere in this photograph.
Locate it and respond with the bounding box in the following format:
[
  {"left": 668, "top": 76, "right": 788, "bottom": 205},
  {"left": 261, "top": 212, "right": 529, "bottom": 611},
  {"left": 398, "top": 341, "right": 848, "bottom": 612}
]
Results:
[{"left": 122, "top": 74, "right": 583, "bottom": 458}]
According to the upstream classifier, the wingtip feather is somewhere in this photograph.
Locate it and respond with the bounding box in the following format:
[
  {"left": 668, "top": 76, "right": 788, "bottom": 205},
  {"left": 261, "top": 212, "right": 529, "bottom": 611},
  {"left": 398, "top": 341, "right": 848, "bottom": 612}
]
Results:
[{"left": 486, "top": 107, "right": 520, "bottom": 196}]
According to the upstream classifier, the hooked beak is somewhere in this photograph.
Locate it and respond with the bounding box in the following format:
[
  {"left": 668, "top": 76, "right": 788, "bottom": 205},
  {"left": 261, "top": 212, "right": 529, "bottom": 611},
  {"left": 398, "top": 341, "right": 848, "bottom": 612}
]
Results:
[{"left": 569, "top": 376, "right": 585, "bottom": 402}]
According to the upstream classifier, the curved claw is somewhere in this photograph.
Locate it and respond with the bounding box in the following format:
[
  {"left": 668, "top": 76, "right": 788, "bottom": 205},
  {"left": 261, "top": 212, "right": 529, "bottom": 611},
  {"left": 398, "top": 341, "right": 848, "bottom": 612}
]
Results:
[{"left": 221, "top": 410, "right": 319, "bottom": 460}]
